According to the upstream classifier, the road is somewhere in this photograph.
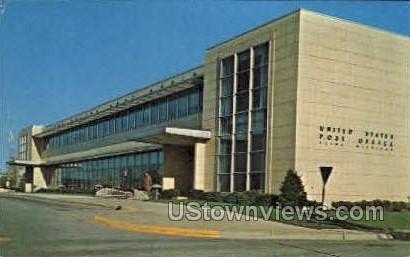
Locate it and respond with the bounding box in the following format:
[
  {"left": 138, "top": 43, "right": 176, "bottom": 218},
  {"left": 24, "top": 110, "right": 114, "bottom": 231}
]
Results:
[{"left": 0, "top": 197, "right": 409, "bottom": 257}]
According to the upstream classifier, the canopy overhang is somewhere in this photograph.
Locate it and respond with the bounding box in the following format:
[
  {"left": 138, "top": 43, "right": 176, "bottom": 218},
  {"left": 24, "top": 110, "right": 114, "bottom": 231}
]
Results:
[{"left": 129, "top": 127, "right": 211, "bottom": 145}]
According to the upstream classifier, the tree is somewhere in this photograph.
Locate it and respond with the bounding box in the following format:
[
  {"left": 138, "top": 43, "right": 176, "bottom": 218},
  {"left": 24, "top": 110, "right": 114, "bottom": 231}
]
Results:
[
  {"left": 0, "top": 165, "right": 20, "bottom": 188},
  {"left": 279, "top": 169, "right": 307, "bottom": 206},
  {"left": 0, "top": 174, "right": 7, "bottom": 187}
]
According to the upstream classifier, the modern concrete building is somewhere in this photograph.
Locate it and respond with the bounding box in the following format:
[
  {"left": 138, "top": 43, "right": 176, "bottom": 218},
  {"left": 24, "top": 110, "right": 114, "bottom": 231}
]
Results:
[{"left": 10, "top": 9, "right": 409, "bottom": 203}]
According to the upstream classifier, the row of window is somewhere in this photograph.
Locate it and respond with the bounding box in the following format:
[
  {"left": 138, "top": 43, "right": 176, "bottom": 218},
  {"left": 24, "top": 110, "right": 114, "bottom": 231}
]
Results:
[
  {"left": 217, "top": 42, "right": 269, "bottom": 192},
  {"left": 18, "top": 135, "right": 29, "bottom": 160},
  {"left": 219, "top": 109, "right": 267, "bottom": 136},
  {"left": 59, "top": 151, "right": 163, "bottom": 190},
  {"left": 218, "top": 173, "right": 265, "bottom": 192},
  {"left": 47, "top": 87, "right": 202, "bottom": 150}
]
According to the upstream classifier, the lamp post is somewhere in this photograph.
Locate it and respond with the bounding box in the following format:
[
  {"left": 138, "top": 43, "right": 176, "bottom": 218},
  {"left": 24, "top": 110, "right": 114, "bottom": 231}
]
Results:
[{"left": 319, "top": 166, "right": 333, "bottom": 206}]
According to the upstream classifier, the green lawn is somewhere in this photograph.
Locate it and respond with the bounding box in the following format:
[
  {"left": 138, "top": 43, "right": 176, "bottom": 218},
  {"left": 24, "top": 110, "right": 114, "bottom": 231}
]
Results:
[
  {"left": 346, "top": 210, "right": 410, "bottom": 230},
  {"left": 159, "top": 199, "right": 410, "bottom": 231}
]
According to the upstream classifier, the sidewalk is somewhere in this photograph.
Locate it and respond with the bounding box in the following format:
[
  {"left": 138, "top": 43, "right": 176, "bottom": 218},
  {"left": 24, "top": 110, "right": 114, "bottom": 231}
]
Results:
[{"left": 1, "top": 192, "right": 388, "bottom": 241}]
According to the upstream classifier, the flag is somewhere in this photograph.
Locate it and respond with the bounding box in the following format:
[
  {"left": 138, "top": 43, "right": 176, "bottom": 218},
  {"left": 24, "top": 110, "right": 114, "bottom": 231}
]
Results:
[
  {"left": 0, "top": 0, "right": 4, "bottom": 15},
  {"left": 8, "top": 129, "right": 13, "bottom": 144}
]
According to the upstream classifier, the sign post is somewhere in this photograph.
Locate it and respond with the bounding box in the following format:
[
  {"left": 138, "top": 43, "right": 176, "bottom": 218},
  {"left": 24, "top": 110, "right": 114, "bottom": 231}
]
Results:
[{"left": 320, "top": 166, "right": 333, "bottom": 205}]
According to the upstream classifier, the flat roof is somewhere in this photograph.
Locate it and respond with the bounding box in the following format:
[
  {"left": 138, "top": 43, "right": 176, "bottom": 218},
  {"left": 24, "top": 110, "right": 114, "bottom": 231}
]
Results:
[{"left": 208, "top": 8, "right": 408, "bottom": 51}]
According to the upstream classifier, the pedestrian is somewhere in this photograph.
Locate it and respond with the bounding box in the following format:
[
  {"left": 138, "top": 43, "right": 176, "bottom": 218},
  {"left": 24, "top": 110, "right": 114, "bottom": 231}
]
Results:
[{"left": 142, "top": 172, "right": 152, "bottom": 192}]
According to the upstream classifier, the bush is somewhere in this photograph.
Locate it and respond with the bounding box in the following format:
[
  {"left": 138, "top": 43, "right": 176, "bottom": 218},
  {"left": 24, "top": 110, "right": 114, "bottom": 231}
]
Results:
[
  {"left": 223, "top": 193, "right": 238, "bottom": 204},
  {"left": 235, "top": 192, "right": 252, "bottom": 205},
  {"left": 187, "top": 189, "right": 204, "bottom": 199},
  {"left": 200, "top": 192, "right": 224, "bottom": 202},
  {"left": 279, "top": 169, "right": 308, "bottom": 206},
  {"left": 34, "top": 188, "right": 95, "bottom": 195},
  {"left": 391, "top": 201, "right": 407, "bottom": 212},
  {"left": 184, "top": 190, "right": 280, "bottom": 207},
  {"left": 252, "top": 192, "right": 279, "bottom": 206},
  {"left": 332, "top": 200, "right": 410, "bottom": 212},
  {"left": 161, "top": 189, "right": 180, "bottom": 199}
]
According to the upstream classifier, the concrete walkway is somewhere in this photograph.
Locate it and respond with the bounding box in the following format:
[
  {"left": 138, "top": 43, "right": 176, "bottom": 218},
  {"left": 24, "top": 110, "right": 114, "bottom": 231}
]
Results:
[{"left": 1, "top": 192, "right": 387, "bottom": 241}]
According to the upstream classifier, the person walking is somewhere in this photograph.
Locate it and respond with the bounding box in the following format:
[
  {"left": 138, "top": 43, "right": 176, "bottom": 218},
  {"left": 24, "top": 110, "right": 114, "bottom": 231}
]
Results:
[{"left": 142, "top": 172, "right": 152, "bottom": 192}]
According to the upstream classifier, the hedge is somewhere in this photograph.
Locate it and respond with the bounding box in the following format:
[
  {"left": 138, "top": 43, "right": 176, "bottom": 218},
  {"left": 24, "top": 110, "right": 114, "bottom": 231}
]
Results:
[
  {"left": 332, "top": 200, "right": 410, "bottom": 212},
  {"left": 162, "top": 189, "right": 279, "bottom": 207},
  {"left": 34, "top": 188, "right": 96, "bottom": 196}
]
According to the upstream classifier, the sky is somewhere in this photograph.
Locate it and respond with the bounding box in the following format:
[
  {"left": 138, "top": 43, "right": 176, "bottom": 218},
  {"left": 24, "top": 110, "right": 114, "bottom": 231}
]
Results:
[{"left": 0, "top": 0, "right": 409, "bottom": 171}]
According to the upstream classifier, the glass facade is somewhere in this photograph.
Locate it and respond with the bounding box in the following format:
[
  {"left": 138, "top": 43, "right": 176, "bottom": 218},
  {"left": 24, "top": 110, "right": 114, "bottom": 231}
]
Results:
[
  {"left": 59, "top": 150, "right": 163, "bottom": 190},
  {"left": 46, "top": 87, "right": 202, "bottom": 150},
  {"left": 18, "top": 134, "right": 29, "bottom": 160},
  {"left": 217, "top": 42, "right": 269, "bottom": 192}
]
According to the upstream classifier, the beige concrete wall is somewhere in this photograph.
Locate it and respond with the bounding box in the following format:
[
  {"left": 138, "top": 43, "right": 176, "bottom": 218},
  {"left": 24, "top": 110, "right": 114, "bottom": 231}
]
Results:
[
  {"left": 33, "top": 167, "right": 47, "bottom": 189},
  {"left": 193, "top": 142, "right": 206, "bottom": 190},
  {"left": 296, "top": 10, "right": 410, "bottom": 203},
  {"left": 203, "top": 11, "right": 300, "bottom": 193},
  {"left": 266, "top": 13, "right": 300, "bottom": 194},
  {"left": 32, "top": 166, "right": 59, "bottom": 189},
  {"left": 30, "top": 126, "right": 44, "bottom": 161}
]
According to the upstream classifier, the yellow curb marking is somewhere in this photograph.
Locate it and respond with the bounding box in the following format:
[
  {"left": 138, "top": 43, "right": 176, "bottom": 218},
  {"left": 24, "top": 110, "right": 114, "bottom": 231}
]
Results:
[
  {"left": 0, "top": 237, "right": 11, "bottom": 244},
  {"left": 121, "top": 206, "right": 138, "bottom": 214},
  {"left": 94, "top": 215, "right": 220, "bottom": 238}
]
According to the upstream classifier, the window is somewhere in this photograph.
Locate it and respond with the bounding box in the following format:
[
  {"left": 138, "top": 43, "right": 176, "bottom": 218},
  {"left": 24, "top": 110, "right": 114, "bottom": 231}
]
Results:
[
  {"left": 250, "top": 173, "right": 265, "bottom": 191},
  {"left": 18, "top": 134, "right": 28, "bottom": 160},
  {"left": 151, "top": 102, "right": 159, "bottom": 124},
  {"left": 219, "top": 139, "right": 232, "bottom": 155},
  {"left": 168, "top": 96, "right": 178, "bottom": 120},
  {"left": 220, "top": 96, "right": 232, "bottom": 116},
  {"left": 251, "top": 132, "right": 266, "bottom": 151},
  {"left": 253, "top": 66, "right": 268, "bottom": 89},
  {"left": 159, "top": 100, "right": 168, "bottom": 122},
  {"left": 188, "top": 90, "right": 199, "bottom": 115},
  {"left": 237, "top": 72, "right": 250, "bottom": 92},
  {"left": 218, "top": 174, "right": 231, "bottom": 192},
  {"left": 235, "top": 113, "right": 248, "bottom": 134},
  {"left": 252, "top": 87, "right": 267, "bottom": 109},
  {"left": 122, "top": 112, "right": 129, "bottom": 131},
  {"left": 238, "top": 50, "right": 250, "bottom": 72},
  {"left": 221, "top": 56, "right": 234, "bottom": 77},
  {"left": 254, "top": 43, "right": 269, "bottom": 67},
  {"left": 250, "top": 152, "right": 265, "bottom": 172},
  {"left": 45, "top": 87, "right": 203, "bottom": 150},
  {"left": 236, "top": 92, "right": 249, "bottom": 112},
  {"left": 135, "top": 107, "right": 143, "bottom": 127},
  {"left": 233, "top": 173, "right": 246, "bottom": 191},
  {"left": 217, "top": 43, "right": 269, "bottom": 192},
  {"left": 219, "top": 116, "right": 232, "bottom": 136},
  {"left": 218, "top": 155, "right": 231, "bottom": 173},
  {"left": 143, "top": 105, "right": 150, "bottom": 125},
  {"left": 234, "top": 153, "right": 247, "bottom": 173},
  {"left": 115, "top": 115, "right": 122, "bottom": 133},
  {"left": 86, "top": 125, "right": 92, "bottom": 141},
  {"left": 235, "top": 135, "right": 247, "bottom": 153},
  {"left": 129, "top": 110, "right": 136, "bottom": 129},
  {"left": 98, "top": 122, "right": 104, "bottom": 138},
  {"left": 221, "top": 77, "right": 233, "bottom": 97},
  {"left": 251, "top": 109, "right": 266, "bottom": 132},
  {"left": 177, "top": 94, "right": 188, "bottom": 117}
]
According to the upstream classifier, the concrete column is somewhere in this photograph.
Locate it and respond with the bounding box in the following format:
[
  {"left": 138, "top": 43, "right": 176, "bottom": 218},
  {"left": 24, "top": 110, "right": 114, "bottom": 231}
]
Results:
[
  {"left": 33, "top": 167, "right": 47, "bottom": 189},
  {"left": 193, "top": 142, "right": 206, "bottom": 190},
  {"left": 32, "top": 166, "right": 57, "bottom": 190}
]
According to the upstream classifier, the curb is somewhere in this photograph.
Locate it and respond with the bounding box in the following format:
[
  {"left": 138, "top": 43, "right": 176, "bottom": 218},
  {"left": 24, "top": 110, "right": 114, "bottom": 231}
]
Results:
[
  {"left": 0, "top": 193, "right": 111, "bottom": 209},
  {"left": 94, "top": 215, "right": 221, "bottom": 238}
]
